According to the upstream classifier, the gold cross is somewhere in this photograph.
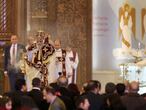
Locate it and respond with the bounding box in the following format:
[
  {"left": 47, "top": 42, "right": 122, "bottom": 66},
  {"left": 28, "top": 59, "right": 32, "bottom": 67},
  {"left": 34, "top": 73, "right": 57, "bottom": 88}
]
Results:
[
  {"left": 60, "top": 58, "right": 64, "bottom": 61},
  {"left": 43, "top": 47, "right": 48, "bottom": 52}
]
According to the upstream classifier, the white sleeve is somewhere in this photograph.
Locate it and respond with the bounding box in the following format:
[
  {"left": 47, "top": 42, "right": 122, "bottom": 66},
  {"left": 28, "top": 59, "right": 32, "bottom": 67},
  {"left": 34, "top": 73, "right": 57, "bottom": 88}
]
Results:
[
  {"left": 72, "top": 52, "right": 79, "bottom": 69},
  {"left": 65, "top": 55, "right": 72, "bottom": 75}
]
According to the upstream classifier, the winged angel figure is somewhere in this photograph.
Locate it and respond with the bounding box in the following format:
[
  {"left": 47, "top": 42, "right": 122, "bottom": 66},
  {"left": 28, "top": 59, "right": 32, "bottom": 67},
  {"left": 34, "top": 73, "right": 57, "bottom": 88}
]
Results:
[{"left": 119, "top": 3, "right": 135, "bottom": 49}]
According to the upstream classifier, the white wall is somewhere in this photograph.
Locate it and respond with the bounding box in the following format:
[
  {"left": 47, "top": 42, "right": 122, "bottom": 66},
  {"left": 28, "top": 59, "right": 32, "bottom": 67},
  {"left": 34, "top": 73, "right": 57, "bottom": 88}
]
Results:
[
  {"left": 92, "top": 71, "right": 123, "bottom": 93},
  {"left": 92, "top": 0, "right": 146, "bottom": 92}
]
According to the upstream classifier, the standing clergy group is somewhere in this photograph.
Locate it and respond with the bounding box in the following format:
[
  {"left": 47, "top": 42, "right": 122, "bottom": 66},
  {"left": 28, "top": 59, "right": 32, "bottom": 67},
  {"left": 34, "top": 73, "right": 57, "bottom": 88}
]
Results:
[
  {"left": 54, "top": 39, "right": 79, "bottom": 84},
  {"left": 4, "top": 33, "right": 79, "bottom": 91}
]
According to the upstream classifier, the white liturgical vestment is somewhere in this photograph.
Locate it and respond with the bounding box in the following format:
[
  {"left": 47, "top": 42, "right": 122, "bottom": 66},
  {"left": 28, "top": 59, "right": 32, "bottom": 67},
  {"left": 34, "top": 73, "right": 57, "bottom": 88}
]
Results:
[
  {"left": 66, "top": 50, "right": 79, "bottom": 83},
  {"left": 55, "top": 48, "right": 71, "bottom": 78}
]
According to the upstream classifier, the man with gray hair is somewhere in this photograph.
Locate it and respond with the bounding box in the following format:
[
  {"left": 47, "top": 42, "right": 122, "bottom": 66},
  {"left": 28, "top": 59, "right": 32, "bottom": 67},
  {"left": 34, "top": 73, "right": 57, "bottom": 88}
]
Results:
[{"left": 57, "top": 75, "right": 68, "bottom": 88}]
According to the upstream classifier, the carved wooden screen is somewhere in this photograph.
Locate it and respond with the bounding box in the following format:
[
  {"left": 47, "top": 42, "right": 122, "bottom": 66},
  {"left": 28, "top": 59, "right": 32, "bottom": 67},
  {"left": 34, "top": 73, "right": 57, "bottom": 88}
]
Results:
[
  {"left": 0, "top": 0, "right": 16, "bottom": 41},
  {"left": 30, "top": 0, "right": 48, "bottom": 34}
]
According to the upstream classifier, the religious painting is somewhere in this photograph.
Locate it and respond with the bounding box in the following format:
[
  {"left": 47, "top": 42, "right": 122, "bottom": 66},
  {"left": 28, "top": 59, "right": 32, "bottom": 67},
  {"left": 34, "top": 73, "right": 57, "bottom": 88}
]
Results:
[
  {"left": 119, "top": 3, "right": 135, "bottom": 49},
  {"left": 141, "top": 8, "right": 146, "bottom": 40}
]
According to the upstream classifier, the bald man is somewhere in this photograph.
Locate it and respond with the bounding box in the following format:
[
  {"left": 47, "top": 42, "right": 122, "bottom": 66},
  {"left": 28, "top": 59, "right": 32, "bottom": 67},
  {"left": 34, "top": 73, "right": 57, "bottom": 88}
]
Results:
[
  {"left": 129, "top": 81, "right": 139, "bottom": 93},
  {"left": 4, "top": 35, "right": 26, "bottom": 91},
  {"left": 121, "top": 81, "right": 146, "bottom": 110},
  {"left": 54, "top": 39, "right": 71, "bottom": 80}
]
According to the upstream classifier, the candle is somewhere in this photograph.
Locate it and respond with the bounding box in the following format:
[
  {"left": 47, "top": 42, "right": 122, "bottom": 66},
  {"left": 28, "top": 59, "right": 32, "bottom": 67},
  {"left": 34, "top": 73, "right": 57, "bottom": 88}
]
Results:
[{"left": 138, "top": 42, "right": 141, "bottom": 49}]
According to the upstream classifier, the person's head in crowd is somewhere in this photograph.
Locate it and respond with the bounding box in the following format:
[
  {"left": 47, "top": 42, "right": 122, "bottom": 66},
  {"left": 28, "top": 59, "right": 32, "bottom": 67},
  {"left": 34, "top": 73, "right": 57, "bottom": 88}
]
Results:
[
  {"left": 116, "top": 83, "right": 126, "bottom": 96},
  {"left": 129, "top": 81, "right": 139, "bottom": 93},
  {"left": 82, "top": 82, "right": 88, "bottom": 93},
  {"left": 75, "top": 95, "right": 90, "bottom": 110},
  {"left": 97, "top": 80, "right": 101, "bottom": 91},
  {"left": 32, "top": 77, "right": 41, "bottom": 88},
  {"left": 86, "top": 80, "right": 101, "bottom": 94},
  {"left": 15, "top": 79, "right": 27, "bottom": 92},
  {"left": 105, "top": 82, "right": 116, "bottom": 94},
  {"left": 43, "top": 86, "right": 56, "bottom": 103},
  {"left": 49, "top": 82, "right": 61, "bottom": 96},
  {"left": 0, "top": 96, "right": 12, "bottom": 110},
  {"left": 11, "top": 35, "right": 18, "bottom": 44},
  {"left": 67, "top": 83, "right": 80, "bottom": 95},
  {"left": 54, "top": 39, "right": 61, "bottom": 50},
  {"left": 57, "top": 76, "right": 68, "bottom": 88}
]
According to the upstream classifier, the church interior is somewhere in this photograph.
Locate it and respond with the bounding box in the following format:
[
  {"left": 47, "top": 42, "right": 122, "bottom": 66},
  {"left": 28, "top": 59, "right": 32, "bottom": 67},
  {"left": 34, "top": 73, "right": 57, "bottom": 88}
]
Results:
[
  {"left": 0, "top": 0, "right": 92, "bottom": 94},
  {"left": 1, "top": 0, "right": 146, "bottom": 109}
]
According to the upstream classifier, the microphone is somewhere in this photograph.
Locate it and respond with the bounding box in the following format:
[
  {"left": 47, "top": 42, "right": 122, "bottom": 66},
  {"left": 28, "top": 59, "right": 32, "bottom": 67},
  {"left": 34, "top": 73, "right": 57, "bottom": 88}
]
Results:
[{"left": 58, "top": 72, "right": 62, "bottom": 76}]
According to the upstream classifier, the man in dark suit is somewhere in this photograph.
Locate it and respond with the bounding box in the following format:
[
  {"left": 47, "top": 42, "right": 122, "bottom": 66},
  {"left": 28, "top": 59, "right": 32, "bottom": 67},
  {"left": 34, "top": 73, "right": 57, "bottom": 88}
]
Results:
[
  {"left": 28, "top": 77, "right": 49, "bottom": 110},
  {"left": 121, "top": 81, "right": 146, "bottom": 110},
  {"left": 84, "top": 80, "right": 104, "bottom": 110},
  {"left": 4, "top": 34, "right": 26, "bottom": 91}
]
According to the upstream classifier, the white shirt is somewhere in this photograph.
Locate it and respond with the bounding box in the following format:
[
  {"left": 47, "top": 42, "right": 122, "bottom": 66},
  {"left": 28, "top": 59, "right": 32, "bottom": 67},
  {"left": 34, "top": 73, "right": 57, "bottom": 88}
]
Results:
[{"left": 10, "top": 44, "right": 17, "bottom": 64}]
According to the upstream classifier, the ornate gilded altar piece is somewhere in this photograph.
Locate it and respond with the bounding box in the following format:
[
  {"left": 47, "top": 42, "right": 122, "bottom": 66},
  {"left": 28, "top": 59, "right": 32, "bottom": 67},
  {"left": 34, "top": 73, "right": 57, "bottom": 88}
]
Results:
[{"left": 113, "top": 43, "right": 146, "bottom": 88}]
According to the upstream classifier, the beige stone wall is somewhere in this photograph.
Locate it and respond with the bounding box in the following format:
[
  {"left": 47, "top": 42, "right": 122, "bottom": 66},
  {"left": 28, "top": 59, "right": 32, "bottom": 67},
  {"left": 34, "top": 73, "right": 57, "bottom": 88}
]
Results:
[{"left": 55, "top": 0, "right": 92, "bottom": 87}]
